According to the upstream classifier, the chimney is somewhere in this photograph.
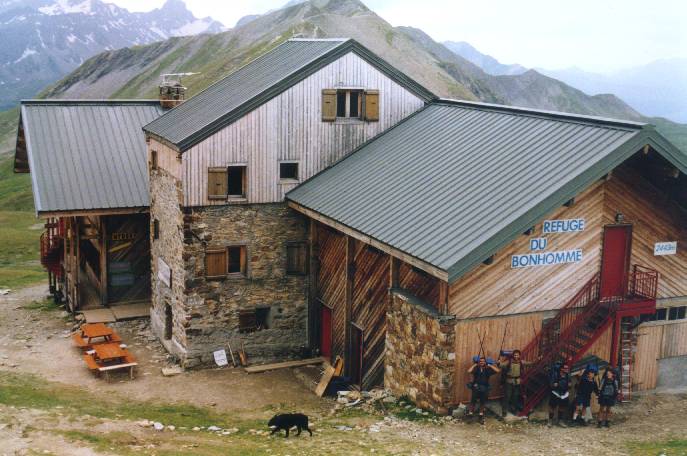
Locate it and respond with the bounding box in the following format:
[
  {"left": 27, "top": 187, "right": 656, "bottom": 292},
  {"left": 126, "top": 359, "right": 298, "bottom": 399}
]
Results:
[{"left": 159, "top": 73, "right": 197, "bottom": 109}]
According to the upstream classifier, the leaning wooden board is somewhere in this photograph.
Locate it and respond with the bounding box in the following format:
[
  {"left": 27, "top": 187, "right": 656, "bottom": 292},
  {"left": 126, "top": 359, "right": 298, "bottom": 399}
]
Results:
[
  {"left": 243, "top": 357, "right": 326, "bottom": 374},
  {"left": 315, "top": 365, "right": 336, "bottom": 397}
]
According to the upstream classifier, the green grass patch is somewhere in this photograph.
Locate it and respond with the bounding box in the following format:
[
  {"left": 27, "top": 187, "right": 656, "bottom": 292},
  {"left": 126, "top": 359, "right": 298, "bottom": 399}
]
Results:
[
  {"left": 0, "top": 210, "right": 44, "bottom": 289},
  {"left": 0, "top": 153, "right": 34, "bottom": 211},
  {"left": 626, "top": 438, "right": 687, "bottom": 455},
  {"left": 23, "top": 298, "right": 60, "bottom": 312}
]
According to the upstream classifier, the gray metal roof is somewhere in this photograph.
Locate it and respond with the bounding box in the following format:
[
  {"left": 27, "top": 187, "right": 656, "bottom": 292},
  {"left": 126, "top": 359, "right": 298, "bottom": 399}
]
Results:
[
  {"left": 288, "top": 99, "right": 687, "bottom": 283},
  {"left": 143, "top": 38, "right": 435, "bottom": 151},
  {"left": 19, "top": 100, "right": 163, "bottom": 215}
]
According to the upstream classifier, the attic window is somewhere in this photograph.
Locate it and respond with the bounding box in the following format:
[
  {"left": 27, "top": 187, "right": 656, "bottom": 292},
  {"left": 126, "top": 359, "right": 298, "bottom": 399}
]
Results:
[
  {"left": 322, "top": 89, "right": 379, "bottom": 122},
  {"left": 227, "top": 166, "right": 246, "bottom": 198},
  {"left": 337, "top": 89, "right": 362, "bottom": 118},
  {"left": 279, "top": 162, "right": 299, "bottom": 181}
]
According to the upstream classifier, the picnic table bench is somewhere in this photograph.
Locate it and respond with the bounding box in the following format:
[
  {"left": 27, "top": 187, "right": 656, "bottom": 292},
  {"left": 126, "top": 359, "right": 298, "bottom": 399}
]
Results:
[
  {"left": 82, "top": 339, "right": 138, "bottom": 381},
  {"left": 72, "top": 323, "right": 121, "bottom": 350}
]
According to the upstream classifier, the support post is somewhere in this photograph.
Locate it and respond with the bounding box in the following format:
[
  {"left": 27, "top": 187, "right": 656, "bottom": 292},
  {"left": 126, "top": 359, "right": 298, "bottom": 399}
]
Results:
[
  {"left": 344, "top": 235, "right": 355, "bottom": 375},
  {"left": 308, "top": 219, "right": 320, "bottom": 349},
  {"left": 74, "top": 217, "right": 80, "bottom": 311},
  {"left": 389, "top": 256, "right": 399, "bottom": 290},
  {"left": 438, "top": 281, "right": 449, "bottom": 314},
  {"left": 99, "top": 216, "right": 108, "bottom": 306}
]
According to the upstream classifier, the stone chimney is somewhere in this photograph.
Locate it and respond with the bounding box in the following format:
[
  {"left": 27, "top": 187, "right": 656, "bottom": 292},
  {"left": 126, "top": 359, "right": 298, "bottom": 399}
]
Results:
[{"left": 159, "top": 73, "right": 197, "bottom": 109}]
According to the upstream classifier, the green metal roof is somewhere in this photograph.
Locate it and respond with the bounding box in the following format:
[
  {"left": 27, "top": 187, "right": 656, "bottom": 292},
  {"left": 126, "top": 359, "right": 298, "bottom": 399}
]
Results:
[
  {"left": 287, "top": 99, "right": 687, "bottom": 283},
  {"left": 144, "top": 38, "right": 436, "bottom": 151},
  {"left": 17, "top": 100, "right": 163, "bottom": 215}
]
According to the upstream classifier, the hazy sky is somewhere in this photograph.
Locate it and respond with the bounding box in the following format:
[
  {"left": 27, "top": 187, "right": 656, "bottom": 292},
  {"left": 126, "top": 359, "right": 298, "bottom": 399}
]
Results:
[{"left": 110, "top": 0, "right": 687, "bottom": 73}]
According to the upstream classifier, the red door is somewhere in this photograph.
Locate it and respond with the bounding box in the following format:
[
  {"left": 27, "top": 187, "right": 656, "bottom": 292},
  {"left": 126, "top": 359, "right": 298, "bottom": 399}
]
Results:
[
  {"left": 600, "top": 225, "right": 632, "bottom": 298},
  {"left": 320, "top": 305, "right": 332, "bottom": 359}
]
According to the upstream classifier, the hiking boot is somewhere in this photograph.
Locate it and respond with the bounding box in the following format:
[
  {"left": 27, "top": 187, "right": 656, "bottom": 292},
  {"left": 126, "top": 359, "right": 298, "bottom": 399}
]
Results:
[
  {"left": 604, "top": 420, "right": 610, "bottom": 427},
  {"left": 597, "top": 421, "right": 603, "bottom": 428},
  {"left": 547, "top": 418, "right": 553, "bottom": 428},
  {"left": 479, "top": 414, "right": 485, "bottom": 425},
  {"left": 558, "top": 420, "right": 568, "bottom": 428}
]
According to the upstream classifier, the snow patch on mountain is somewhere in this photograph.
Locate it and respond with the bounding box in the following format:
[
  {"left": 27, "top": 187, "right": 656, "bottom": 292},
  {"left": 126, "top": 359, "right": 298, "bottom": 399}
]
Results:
[
  {"left": 39, "top": 0, "right": 94, "bottom": 16},
  {"left": 15, "top": 47, "right": 37, "bottom": 63}
]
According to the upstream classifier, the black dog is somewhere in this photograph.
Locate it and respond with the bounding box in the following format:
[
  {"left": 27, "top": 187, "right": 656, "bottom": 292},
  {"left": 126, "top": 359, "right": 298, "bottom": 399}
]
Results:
[{"left": 268, "top": 413, "right": 313, "bottom": 438}]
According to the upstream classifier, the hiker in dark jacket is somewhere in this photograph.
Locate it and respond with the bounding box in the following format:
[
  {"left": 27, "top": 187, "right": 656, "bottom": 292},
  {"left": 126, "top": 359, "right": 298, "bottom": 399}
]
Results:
[
  {"left": 597, "top": 368, "right": 619, "bottom": 427},
  {"left": 548, "top": 361, "right": 571, "bottom": 427},
  {"left": 467, "top": 355, "right": 500, "bottom": 424},
  {"left": 573, "top": 368, "right": 599, "bottom": 425}
]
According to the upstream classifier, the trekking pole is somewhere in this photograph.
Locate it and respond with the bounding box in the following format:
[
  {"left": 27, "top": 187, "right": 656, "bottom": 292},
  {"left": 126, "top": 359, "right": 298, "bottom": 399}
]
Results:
[
  {"left": 477, "top": 329, "right": 487, "bottom": 359},
  {"left": 499, "top": 322, "right": 509, "bottom": 355}
]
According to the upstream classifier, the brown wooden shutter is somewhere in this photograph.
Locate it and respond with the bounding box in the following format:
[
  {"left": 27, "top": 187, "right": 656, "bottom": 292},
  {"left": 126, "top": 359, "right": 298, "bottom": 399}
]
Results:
[
  {"left": 239, "top": 309, "right": 257, "bottom": 333},
  {"left": 322, "top": 89, "right": 337, "bottom": 121},
  {"left": 364, "top": 90, "right": 379, "bottom": 121},
  {"left": 205, "top": 249, "right": 227, "bottom": 277},
  {"left": 286, "top": 242, "right": 307, "bottom": 275},
  {"left": 207, "top": 168, "right": 228, "bottom": 199}
]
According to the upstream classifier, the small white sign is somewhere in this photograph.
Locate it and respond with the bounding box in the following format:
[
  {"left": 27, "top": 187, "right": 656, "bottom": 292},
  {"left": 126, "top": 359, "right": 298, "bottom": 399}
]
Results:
[
  {"left": 654, "top": 242, "right": 677, "bottom": 256},
  {"left": 213, "top": 349, "right": 228, "bottom": 367},
  {"left": 157, "top": 257, "right": 171, "bottom": 288}
]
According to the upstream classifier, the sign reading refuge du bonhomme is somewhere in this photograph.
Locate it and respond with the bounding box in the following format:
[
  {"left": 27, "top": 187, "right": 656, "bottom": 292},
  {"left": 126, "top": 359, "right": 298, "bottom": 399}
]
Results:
[{"left": 511, "top": 218, "right": 585, "bottom": 269}]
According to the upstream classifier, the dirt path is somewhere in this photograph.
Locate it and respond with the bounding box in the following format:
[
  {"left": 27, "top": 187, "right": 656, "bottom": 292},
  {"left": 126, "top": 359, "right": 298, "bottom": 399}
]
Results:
[{"left": 1, "top": 284, "right": 687, "bottom": 455}]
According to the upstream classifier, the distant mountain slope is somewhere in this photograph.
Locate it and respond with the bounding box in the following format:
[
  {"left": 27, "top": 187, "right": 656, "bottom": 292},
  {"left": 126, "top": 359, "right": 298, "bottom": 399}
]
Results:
[
  {"left": 538, "top": 59, "right": 687, "bottom": 123},
  {"left": 0, "top": 0, "right": 225, "bottom": 109},
  {"left": 443, "top": 41, "right": 527, "bottom": 76}
]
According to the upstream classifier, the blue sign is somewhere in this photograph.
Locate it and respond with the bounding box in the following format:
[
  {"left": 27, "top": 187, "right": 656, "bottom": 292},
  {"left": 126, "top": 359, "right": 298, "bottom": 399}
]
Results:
[
  {"left": 542, "top": 218, "right": 585, "bottom": 234},
  {"left": 511, "top": 249, "right": 583, "bottom": 269}
]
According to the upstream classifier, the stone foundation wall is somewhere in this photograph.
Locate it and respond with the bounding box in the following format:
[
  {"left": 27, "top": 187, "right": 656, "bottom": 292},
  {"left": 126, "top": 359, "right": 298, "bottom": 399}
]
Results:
[
  {"left": 179, "top": 203, "right": 309, "bottom": 368},
  {"left": 385, "top": 290, "right": 456, "bottom": 414}
]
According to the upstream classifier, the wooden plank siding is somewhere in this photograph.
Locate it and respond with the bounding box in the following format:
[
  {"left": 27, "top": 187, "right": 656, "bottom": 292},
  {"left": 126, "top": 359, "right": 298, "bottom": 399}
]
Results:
[
  {"left": 604, "top": 166, "right": 687, "bottom": 298},
  {"left": 633, "top": 324, "right": 664, "bottom": 391},
  {"left": 181, "top": 52, "right": 425, "bottom": 206},
  {"left": 316, "top": 225, "right": 347, "bottom": 359},
  {"left": 149, "top": 140, "right": 182, "bottom": 180},
  {"left": 398, "top": 261, "right": 440, "bottom": 309},
  {"left": 448, "top": 181, "right": 606, "bottom": 319}
]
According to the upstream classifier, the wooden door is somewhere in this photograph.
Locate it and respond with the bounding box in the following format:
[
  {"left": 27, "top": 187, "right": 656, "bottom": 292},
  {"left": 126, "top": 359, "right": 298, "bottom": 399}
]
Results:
[
  {"left": 349, "top": 324, "right": 364, "bottom": 385},
  {"left": 320, "top": 305, "right": 332, "bottom": 359},
  {"left": 600, "top": 225, "right": 632, "bottom": 298}
]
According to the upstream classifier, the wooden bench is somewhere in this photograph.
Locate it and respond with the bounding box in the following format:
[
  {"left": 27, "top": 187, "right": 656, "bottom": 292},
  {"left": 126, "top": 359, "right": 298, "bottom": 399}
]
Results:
[
  {"left": 99, "top": 362, "right": 138, "bottom": 382},
  {"left": 82, "top": 354, "right": 100, "bottom": 371},
  {"left": 73, "top": 333, "right": 90, "bottom": 349}
]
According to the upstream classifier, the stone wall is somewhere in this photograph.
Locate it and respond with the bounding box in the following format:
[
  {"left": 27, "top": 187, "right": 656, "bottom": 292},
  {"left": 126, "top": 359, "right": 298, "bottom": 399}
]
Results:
[
  {"left": 149, "top": 165, "right": 188, "bottom": 360},
  {"left": 385, "top": 290, "right": 456, "bottom": 414},
  {"left": 178, "top": 203, "right": 309, "bottom": 368}
]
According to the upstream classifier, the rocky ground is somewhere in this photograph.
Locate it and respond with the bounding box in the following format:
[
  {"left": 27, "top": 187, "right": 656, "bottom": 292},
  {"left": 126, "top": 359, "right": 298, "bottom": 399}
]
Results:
[{"left": 1, "top": 283, "right": 686, "bottom": 455}]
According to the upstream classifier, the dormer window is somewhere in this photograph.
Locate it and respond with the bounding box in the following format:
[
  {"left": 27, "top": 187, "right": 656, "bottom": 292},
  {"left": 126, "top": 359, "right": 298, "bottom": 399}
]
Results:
[{"left": 336, "top": 89, "right": 362, "bottom": 119}]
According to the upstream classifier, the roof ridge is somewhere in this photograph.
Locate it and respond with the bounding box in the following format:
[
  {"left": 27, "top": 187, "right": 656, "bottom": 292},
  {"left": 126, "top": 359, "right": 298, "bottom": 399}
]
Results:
[
  {"left": 435, "top": 98, "right": 647, "bottom": 130},
  {"left": 288, "top": 38, "right": 350, "bottom": 42}
]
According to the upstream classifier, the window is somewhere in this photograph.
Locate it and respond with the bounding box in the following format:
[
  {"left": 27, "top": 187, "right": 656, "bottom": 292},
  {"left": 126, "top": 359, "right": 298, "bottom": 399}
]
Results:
[
  {"left": 227, "top": 166, "right": 246, "bottom": 198},
  {"left": 205, "top": 245, "right": 247, "bottom": 278},
  {"left": 668, "top": 306, "right": 687, "bottom": 321},
  {"left": 227, "top": 245, "right": 247, "bottom": 275},
  {"left": 239, "top": 307, "right": 271, "bottom": 333},
  {"left": 150, "top": 150, "right": 158, "bottom": 170},
  {"left": 279, "top": 162, "right": 299, "bottom": 181},
  {"left": 286, "top": 242, "right": 307, "bottom": 275},
  {"left": 321, "top": 89, "right": 379, "bottom": 122},
  {"left": 153, "top": 219, "right": 159, "bottom": 240},
  {"left": 207, "top": 166, "right": 247, "bottom": 200}
]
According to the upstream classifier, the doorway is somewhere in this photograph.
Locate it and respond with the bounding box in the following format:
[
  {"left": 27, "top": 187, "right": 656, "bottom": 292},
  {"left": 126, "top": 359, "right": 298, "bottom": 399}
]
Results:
[
  {"left": 164, "top": 303, "right": 173, "bottom": 340},
  {"left": 600, "top": 224, "right": 633, "bottom": 299},
  {"left": 320, "top": 304, "right": 332, "bottom": 359},
  {"left": 349, "top": 324, "right": 364, "bottom": 386}
]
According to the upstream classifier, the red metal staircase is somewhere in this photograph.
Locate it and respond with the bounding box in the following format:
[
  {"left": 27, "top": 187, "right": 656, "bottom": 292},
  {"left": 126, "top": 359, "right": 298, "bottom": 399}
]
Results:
[{"left": 518, "top": 266, "right": 658, "bottom": 416}]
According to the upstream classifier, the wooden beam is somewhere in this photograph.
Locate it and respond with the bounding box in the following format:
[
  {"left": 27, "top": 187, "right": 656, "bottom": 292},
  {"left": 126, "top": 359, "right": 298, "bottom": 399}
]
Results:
[
  {"left": 308, "top": 219, "right": 320, "bottom": 349},
  {"left": 344, "top": 235, "right": 354, "bottom": 376},
  {"left": 100, "top": 217, "right": 108, "bottom": 306},
  {"left": 438, "top": 281, "right": 449, "bottom": 314},
  {"left": 74, "top": 217, "right": 80, "bottom": 311},
  {"left": 389, "top": 256, "right": 400, "bottom": 289},
  {"left": 244, "top": 357, "right": 326, "bottom": 374},
  {"left": 288, "top": 201, "right": 448, "bottom": 281},
  {"left": 38, "top": 207, "right": 149, "bottom": 218}
]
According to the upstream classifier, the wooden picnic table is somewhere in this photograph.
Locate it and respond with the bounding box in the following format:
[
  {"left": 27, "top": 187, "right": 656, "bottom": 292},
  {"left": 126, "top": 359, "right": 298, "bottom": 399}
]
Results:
[
  {"left": 93, "top": 342, "right": 127, "bottom": 363},
  {"left": 73, "top": 323, "right": 121, "bottom": 350},
  {"left": 82, "top": 323, "right": 114, "bottom": 340}
]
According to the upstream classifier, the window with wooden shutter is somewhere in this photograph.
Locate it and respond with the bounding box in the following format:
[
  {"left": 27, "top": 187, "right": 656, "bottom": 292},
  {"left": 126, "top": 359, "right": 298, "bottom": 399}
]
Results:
[
  {"left": 227, "top": 166, "right": 247, "bottom": 198},
  {"left": 286, "top": 242, "right": 307, "bottom": 275},
  {"left": 207, "top": 168, "right": 228, "bottom": 200},
  {"left": 322, "top": 89, "right": 337, "bottom": 121},
  {"left": 205, "top": 249, "right": 227, "bottom": 278},
  {"left": 239, "top": 309, "right": 257, "bottom": 333},
  {"left": 364, "top": 90, "right": 379, "bottom": 121},
  {"left": 227, "top": 245, "right": 247, "bottom": 275}
]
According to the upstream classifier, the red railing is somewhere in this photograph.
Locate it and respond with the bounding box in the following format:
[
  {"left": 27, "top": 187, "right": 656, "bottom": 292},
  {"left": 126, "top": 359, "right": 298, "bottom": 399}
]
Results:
[
  {"left": 629, "top": 265, "right": 658, "bottom": 300},
  {"left": 40, "top": 218, "right": 63, "bottom": 277}
]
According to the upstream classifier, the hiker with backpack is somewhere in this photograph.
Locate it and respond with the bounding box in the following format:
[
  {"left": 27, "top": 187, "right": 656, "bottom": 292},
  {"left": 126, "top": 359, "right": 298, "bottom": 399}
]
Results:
[
  {"left": 548, "top": 360, "right": 571, "bottom": 427},
  {"left": 498, "top": 349, "right": 532, "bottom": 417},
  {"left": 572, "top": 366, "right": 599, "bottom": 425},
  {"left": 597, "top": 367, "right": 619, "bottom": 427},
  {"left": 467, "top": 355, "right": 501, "bottom": 424}
]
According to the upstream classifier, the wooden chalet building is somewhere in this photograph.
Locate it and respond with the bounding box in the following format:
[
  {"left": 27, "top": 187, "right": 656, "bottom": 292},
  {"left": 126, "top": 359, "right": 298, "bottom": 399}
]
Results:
[
  {"left": 14, "top": 100, "right": 163, "bottom": 313},
  {"left": 16, "top": 38, "right": 687, "bottom": 415}
]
